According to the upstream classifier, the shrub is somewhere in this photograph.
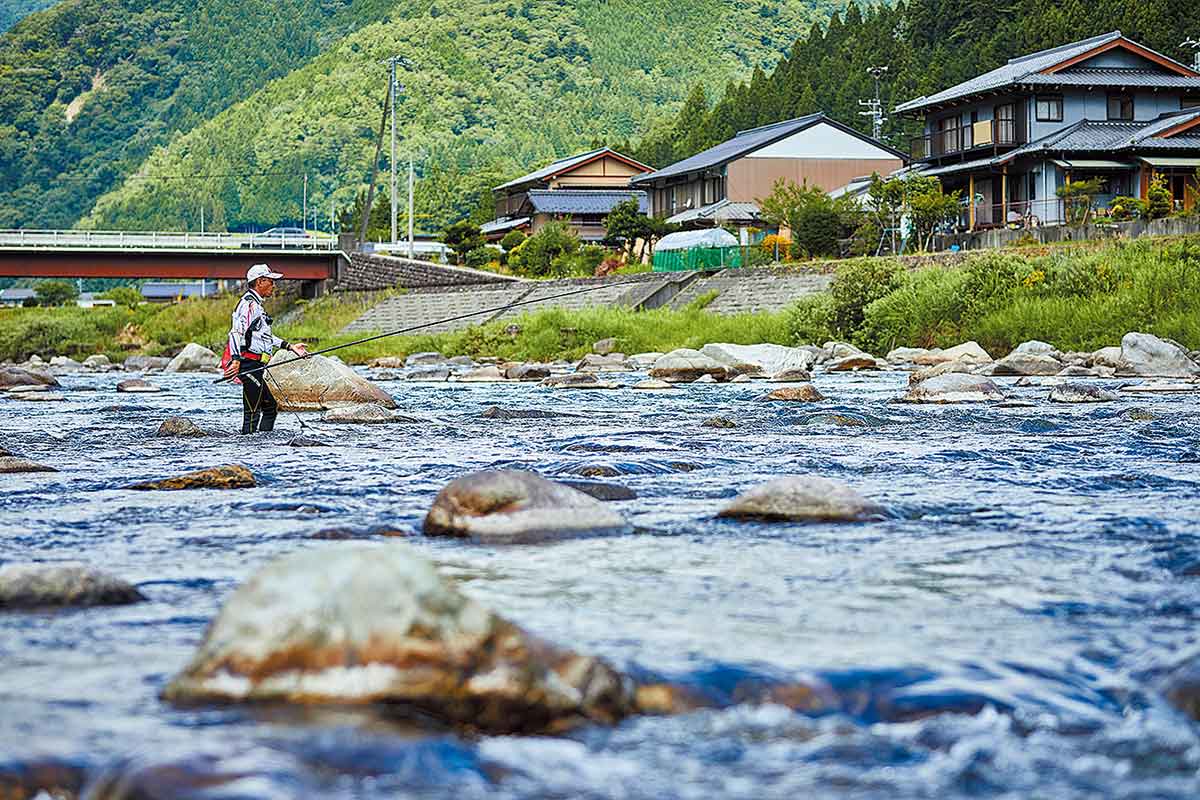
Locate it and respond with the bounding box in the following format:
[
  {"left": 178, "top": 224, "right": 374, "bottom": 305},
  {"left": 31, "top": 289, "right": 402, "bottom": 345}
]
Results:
[
  {"left": 760, "top": 234, "right": 791, "bottom": 261},
  {"left": 35, "top": 280, "right": 79, "bottom": 307},
  {"left": 795, "top": 205, "right": 842, "bottom": 258},
  {"left": 464, "top": 246, "right": 499, "bottom": 269},
  {"left": 508, "top": 221, "right": 580, "bottom": 278},
  {"left": 499, "top": 229, "right": 527, "bottom": 252},
  {"left": 1146, "top": 175, "right": 1173, "bottom": 220},
  {"left": 827, "top": 258, "right": 904, "bottom": 339},
  {"left": 100, "top": 286, "right": 143, "bottom": 309},
  {"left": 786, "top": 292, "right": 834, "bottom": 345},
  {"left": 1108, "top": 195, "right": 1146, "bottom": 222}
]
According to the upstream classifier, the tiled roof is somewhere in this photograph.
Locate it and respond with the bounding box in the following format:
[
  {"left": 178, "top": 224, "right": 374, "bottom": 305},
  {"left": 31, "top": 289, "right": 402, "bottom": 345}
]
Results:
[
  {"left": 140, "top": 282, "right": 217, "bottom": 299},
  {"left": 0, "top": 288, "right": 36, "bottom": 300},
  {"left": 1023, "top": 68, "right": 1200, "bottom": 89},
  {"left": 896, "top": 31, "right": 1200, "bottom": 114},
  {"left": 526, "top": 189, "right": 647, "bottom": 215},
  {"left": 494, "top": 148, "right": 650, "bottom": 191},
  {"left": 480, "top": 217, "right": 530, "bottom": 235},
  {"left": 1126, "top": 109, "right": 1200, "bottom": 141},
  {"left": 632, "top": 113, "right": 828, "bottom": 184},
  {"left": 665, "top": 199, "right": 761, "bottom": 225}
]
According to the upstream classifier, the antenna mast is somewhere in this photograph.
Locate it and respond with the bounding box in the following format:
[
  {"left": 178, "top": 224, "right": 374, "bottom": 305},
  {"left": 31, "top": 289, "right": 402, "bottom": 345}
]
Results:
[
  {"left": 1183, "top": 38, "right": 1200, "bottom": 72},
  {"left": 859, "top": 66, "right": 889, "bottom": 141}
]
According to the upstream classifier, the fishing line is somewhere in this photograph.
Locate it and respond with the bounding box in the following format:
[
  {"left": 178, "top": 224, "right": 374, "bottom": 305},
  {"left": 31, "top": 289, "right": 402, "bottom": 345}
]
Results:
[{"left": 213, "top": 279, "right": 640, "bottom": 385}]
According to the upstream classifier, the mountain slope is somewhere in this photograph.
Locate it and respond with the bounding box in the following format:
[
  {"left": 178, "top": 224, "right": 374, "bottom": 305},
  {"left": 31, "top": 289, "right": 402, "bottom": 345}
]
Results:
[
  {"left": 0, "top": 0, "right": 57, "bottom": 33},
  {"left": 81, "top": 0, "right": 843, "bottom": 233},
  {"left": 0, "top": 0, "right": 396, "bottom": 228}
]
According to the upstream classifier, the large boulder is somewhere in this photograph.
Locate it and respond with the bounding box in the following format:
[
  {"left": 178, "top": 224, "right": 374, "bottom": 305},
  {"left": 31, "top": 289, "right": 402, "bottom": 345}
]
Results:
[
  {"left": 49, "top": 355, "right": 83, "bottom": 372},
  {"left": 0, "top": 564, "right": 144, "bottom": 609},
  {"left": 123, "top": 355, "right": 171, "bottom": 372},
  {"left": 128, "top": 464, "right": 255, "bottom": 490},
  {"left": 577, "top": 353, "right": 629, "bottom": 372},
  {"left": 648, "top": 349, "right": 728, "bottom": 383},
  {"left": 1010, "top": 340, "right": 1061, "bottom": 358},
  {"left": 0, "top": 456, "right": 57, "bottom": 473},
  {"left": 699, "top": 343, "right": 815, "bottom": 378},
  {"left": 155, "top": 416, "right": 207, "bottom": 438},
  {"left": 424, "top": 469, "right": 629, "bottom": 543},
  {"left": 903, "top": 341, "right": 993, "bottom": 366},
  {"left": 1049, "top": 383, "right": 1120, "bottom": 403},
  {"left": 0, "top": 366, "right": 59, "bottom": 389},
  {"left": 825, "top": 355, "right": 880, "bottom": 372},
  {"left": 1091, "top": 346, "right": 1124, "bottom": 369},
  {"left": 82, "top": 354, "right": 111, "bottom": 370},
  {"left": 766, "top": 385, "right": 824, "bottom": 402},
  {"left": 1117, "top": 332, "right": 1200, "bottom": 378},
  {"left": 991, "top": 351, "right": 1063, "bottom": 376},
  {"left": 902, "top": 373, "right": 1005, "bottom": 403},
  {"left": 717, "top": 476, "right": 884, "bottom": 523},
  {"left": 506, "top": 363, "right": 552, "bottom": 381},
  {"left": 164, "top": 343, "right": 219, "bottom": 373},
  {"left": 266, "top": 351, "right": 397, "bottom": 410},
  {"left": 162, "top": 544, "right": 635, "bottom": 733}
]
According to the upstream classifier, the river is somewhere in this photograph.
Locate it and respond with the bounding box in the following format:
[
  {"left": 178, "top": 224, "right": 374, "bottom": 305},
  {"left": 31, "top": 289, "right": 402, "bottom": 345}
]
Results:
[{"left": 2, "top": 367, "right": 1199, "bottom": 798}]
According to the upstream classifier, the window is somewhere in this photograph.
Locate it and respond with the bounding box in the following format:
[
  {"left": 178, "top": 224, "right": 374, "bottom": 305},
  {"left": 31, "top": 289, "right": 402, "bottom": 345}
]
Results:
[
  {"left": 1107, "top": 94, "right": 1133, "bottom": 121},
  {"left": 1035, "top": 95, "right": 1063, "bottom": 122},
  {"left": 1183, "top": 96, "right": 1200, "bottom": 110},
  {"left": 995, "top": 103, "right": 1016, "bottom": 144}
]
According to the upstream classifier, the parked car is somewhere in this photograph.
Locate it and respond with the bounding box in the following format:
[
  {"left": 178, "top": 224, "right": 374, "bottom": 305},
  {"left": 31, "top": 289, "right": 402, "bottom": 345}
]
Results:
[{"left": 245, "top": 227, "right": 313, "bottom": 249}]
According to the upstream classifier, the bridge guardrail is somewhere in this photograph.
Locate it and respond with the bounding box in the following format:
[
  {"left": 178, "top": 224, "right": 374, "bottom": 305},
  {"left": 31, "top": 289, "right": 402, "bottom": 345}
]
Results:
[{"left": 0, "top": 229, "right": 338, "bottom": 251}]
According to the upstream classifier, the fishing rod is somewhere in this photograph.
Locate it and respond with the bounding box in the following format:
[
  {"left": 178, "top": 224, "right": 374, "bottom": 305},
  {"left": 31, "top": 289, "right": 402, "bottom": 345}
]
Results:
[{"left": 213, "top": 278, "right": 640, "bottom": 385}]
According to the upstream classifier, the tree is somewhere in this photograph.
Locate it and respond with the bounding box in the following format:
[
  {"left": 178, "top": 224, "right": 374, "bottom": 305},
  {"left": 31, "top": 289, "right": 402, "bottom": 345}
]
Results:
[
  {"left": 508, "top": 221, "right": 579, "bottom": 278},
  {"left": 499, "top": 229, "right": 527, "bottom": 252},
  {"left": 1146, "top": 173, "right": 1173, "bottom": 220},
  {"left": 34, "top": 279, "right": 78, "bottom": 307},
  {"left": 100, "top": 285, "right": 142, "bottom": 309},
  {"left": 796, "top": 204, "right": 842, "bottom": 258},
  {"left": 441, "top": 220, "right": 485, "bottom": 265},
  {"left": 1056, "top": 177, "right": 1104, "bottom": 225},
  {"left": 864, "top": 173, "right": 960, "bottom": 253}
]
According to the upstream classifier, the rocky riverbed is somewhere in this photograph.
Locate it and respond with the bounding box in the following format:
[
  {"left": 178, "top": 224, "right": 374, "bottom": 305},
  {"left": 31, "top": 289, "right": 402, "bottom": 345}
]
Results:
[{"left": 3, "top": 336, "right": 1200, "bottom": 798}]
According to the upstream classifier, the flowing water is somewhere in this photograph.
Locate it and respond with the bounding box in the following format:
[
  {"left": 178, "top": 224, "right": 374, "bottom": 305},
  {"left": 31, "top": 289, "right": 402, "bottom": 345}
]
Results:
[{"left": 2, "top": 368, "right": 1200, "bottom": 798}]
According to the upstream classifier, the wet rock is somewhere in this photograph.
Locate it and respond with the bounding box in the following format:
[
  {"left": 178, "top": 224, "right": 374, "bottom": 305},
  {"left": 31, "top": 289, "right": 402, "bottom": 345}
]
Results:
[
  {"left": 405, "top": 352, "right": 447, "bottom": 367},
  {"left": 769, "top": 367, "right": 812, "bottom": 382},
  {"left": 164, "top": 343, "right": 219, "bottom": 373},
  {"left": 1164, "top": 661, "right": 1200, "bottom": 722},
  {"left": 0, "top": 758, "right": 86, "bottom": 799},
  {"left": 406, "top": 365, "right": 451, "bottom": 382},
  {"left": 1049, "top": 383, "right": 1120, "bottom": 403},
  {"left": 729, "top": 374, "right": 753, "bottom": 383},
  {"left": 479, "top": 406, "right": 571, "bottom": 420},
  {"left": 908, "top": 359, "right": 976, "bottom": 385},
  {"left": 7, "top": 390, "right": 64, "bottom": 402},
  {"left": 424, "top": 469, "right": 629, "bottom": 543},
  {"left": 577, "top": 353, "right": 629, "bottom": 372},
  {"left": 267, "top": 351, "right": 398, "bottom": 410},
  {"left": 0, "top": 366, "right": 59, "bottom": 389},
  {"left": 128, "top": 464, "right": 255, "bottom": 490},
  {"left": 1117, "top": 332, "right": 1200, "bottom": 378},
  {"left": 0, "top": 456, "right": 57, "bottom": 473},
  {"left": 717, "top": 476, "right": 884, "bottom": 523},
  {"left": 902, "top": 373, "right": 1005, "bottom": 403},
  {"left": 699, "top": 343, "right": 815, "bottom": 378},
  {"left": 82, "top": 353, "right": 111, "bottom": 370},
  {"left": 648, "top": 349, "right": 728, "bottom": 383},
  {"left": 116, "top": 378, "right": 162, "bottom": 393},
  {"left": 322, "top": 404, "right": 408, "bottom": 424},
  {"left": 992, "top": 351, "right": 1063, "bottom": 376},
  {"left": 542, "top": 373, "right": 619, "bottom": 390},
  {"left": 1121, "top": 407, "right": 1156, "bottom": 421},
  {"left": 693, "top": 374, "right": 718, "bottom": 384},
  {"left": 0, "top": 563, "right": 145, "bottom": 609},
  {"left": 1120, "top": 381, "right": 1197, "bottom": 393},
  {"left": 702, "top": 416, "right": 737, "bottom": 429},
  {"left": 995, "top": 399, "right": 1037, "bottom": 408},
  {"left": 506, "top": 363, "right": 551, "bottom": 381},
  {"left": 288, "top": 434, "right": 329, "bottom": 447},
  {"left": 453, "top": 365, "right": 508, "bottom": 383},
  {"left": 766, "top": 385, "right": 824, "bottom": 402},
  {"left": 824, "top": 355, "right": 879, "bottom": 372},
  {"left": 163, "top": 545, "right": 635, "bottom": 733},
  {"left": 557, "top": 479, "right": 637, "bottom": 501},
  {"left": 593, "top": 337, "right": 619, "bottom": 355},
  {"left": 154, "top": 416, "right": 206, "bottom": 437},
  {"left": 123, "top": 354, "right": 170, "bottom": 372},
  {"left": 632, "top": 379, "right": 677, "bottom": 391}
]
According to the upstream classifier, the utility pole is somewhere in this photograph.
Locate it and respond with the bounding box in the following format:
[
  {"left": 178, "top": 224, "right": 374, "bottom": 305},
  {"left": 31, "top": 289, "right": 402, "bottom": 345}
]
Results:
[
  {"left": 859, "top": 65, "right": 889, "bottom": 142},
  {"left": 407, "top": 155, "right": 415, "bottom": 258},
  {"left": 1183, "top": 38, "right": 1200, "bottom": 72},
  {"left": 302, "top": 173, "right": 308, "bottom": 232},
  {"left": 200, "top": 204, "right": 204, "bottom": 234},
  {"left": 382, "top": 55, "right": 413, "bottom": 247}
]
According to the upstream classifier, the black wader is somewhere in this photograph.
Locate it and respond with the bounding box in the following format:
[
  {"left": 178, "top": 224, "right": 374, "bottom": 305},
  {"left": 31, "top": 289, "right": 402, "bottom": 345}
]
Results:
[{"left": 240, "top": 359, "right": 278, "bottom": 434}]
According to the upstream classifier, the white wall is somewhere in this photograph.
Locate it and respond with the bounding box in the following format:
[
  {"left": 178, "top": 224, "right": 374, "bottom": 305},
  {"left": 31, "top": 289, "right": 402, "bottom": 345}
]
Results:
[{"left": 747, "top": 122, "right": 893, "bottom": 160}]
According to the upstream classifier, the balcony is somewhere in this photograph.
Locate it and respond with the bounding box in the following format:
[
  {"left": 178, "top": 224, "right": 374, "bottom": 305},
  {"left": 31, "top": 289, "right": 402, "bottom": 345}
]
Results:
[{"left": 911, "top": 118, "right": 1022, "bottom": 161}]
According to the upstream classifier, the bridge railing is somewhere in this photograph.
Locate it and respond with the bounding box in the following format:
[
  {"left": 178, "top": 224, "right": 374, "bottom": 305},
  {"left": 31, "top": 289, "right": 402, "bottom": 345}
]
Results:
[{"left": 0, "top": 229, "right": 338, "bottom": 251}]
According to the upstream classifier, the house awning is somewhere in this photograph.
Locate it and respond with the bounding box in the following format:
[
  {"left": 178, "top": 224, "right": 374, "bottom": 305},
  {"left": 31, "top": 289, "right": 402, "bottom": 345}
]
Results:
[
  {"left": 480, "top": 217, "right": 530, "bottom": 235},
  {"left": 666, "top": 199, "right": 761, "bottom": 225},
  {"left": 1052, "top": 159, "right": 1136, "bottom": 170},
  {"left": 1138, "top": 156, "right": 1200, "bottom": 168},
  {"left": 919, "top": 156, "right": 1008, "bottom": 178}
]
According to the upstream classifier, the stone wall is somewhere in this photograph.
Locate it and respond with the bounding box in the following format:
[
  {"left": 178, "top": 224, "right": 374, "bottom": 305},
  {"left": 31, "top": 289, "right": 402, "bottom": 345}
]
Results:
[
  {"left": 937, "top": 216, "right": 1200, "bottom": 251},
  {"left": 338, "top": 253, "right": 520, "bottom": 291}
]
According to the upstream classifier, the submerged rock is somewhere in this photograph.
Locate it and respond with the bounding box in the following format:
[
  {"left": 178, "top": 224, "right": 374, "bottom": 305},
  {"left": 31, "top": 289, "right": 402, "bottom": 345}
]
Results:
[
  {"left": 1117, "top": 332, "right": 1200, "bottom": 378},
  {"left": 702, "top": 416, "right": 738, "bottom": 429},
  {"left": 423, "top": 469, "right": 629, "bottom": 543},
  {"left": 322, "top": 404, "right": 409, "bottom": 424},
  {"left": 479, "top": 406, "right": 570, "bottom": 420},
  {"left": 267, "top": 351, "right": 398, "bottom": 410},
  {"left": 164, "top": 343, "right": 219, "bottom": 373},
  {"left": 718, "top": 476, "right": 884, "bottom": 523},
  {"left": 902, "top": 373, "right": 1005, "bottom": 403},
  {"left": 0, "top": 456, "right": 57, "bottom": 474},
  {"left": 557, "top": 479, "right": 637, "bottom": 501},
  {"left": 288, "top": 434, "right": 329, "bottom": 447},
  {"left": 1049, "top": 383, "right": 1120, "bottom": 403},
  {"left": 766, "top": 385, "right": 824, "bottom": 402},
  {"left": 0, "top": 563, "right": 144, "bottom": 609},
  {"left": 117, "top": 378, "right": 162, "bottom": 393},
  {"left": 162, "top": 544, "right": 635, "bottom": 733},
  {"left": 154, "top": 416, "right": 207, "bottom": 438},
  {"left": 128, "top": 464, "right": 255, "bottom": 490},
  {"left": 1165, "top": 660, "right": 1200, "bottom": 722},
  {"left": 6, "top": 390, "right": 64, "bottom": 402},
  {"left": 648, "top": 349, "right": 728, "bottom": 383}
]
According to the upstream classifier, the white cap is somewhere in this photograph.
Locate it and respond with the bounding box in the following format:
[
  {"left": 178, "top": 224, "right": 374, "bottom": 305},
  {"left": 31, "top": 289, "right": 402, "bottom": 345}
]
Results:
[{"left": 247, "top": 264, "right": 283, "bottom": 282}]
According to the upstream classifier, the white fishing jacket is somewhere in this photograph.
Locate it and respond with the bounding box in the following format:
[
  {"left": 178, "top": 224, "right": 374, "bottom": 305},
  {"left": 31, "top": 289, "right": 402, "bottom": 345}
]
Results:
[{"left": 227, "top": 289, "right": 286, "bottom": 359}]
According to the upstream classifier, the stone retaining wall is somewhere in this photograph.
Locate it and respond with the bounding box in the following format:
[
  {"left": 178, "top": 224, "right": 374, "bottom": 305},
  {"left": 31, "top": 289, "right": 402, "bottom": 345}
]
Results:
[{"left": 339, "top": 253, "right": 520, "bottom": 290}]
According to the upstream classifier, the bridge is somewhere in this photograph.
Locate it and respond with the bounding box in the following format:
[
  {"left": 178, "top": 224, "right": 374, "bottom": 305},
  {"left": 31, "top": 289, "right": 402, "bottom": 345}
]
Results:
[{"left": 0, "top": 230, "right": 349, "bottom": 295}]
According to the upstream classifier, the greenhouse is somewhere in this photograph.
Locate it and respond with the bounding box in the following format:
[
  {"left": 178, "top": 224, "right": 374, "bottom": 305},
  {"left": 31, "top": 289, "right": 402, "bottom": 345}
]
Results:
[{"left": 651, "top": 228, "right": 743, "bottom": 272}]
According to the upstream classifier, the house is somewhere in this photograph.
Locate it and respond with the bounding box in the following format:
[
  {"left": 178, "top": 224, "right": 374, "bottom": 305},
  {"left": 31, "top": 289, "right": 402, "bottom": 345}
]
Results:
[
  {"left": 140, "top": 281, "right": 220, "bottom": 303},
  {"left": 630, "top": 112, "right": 905, "bottom": 230},
  {"left": 76, "top": 292, "right": 116, "bottom": 309},
  {"left": 896, "top": 31, "right": 1200, "bottom": 228},
  {"left": 482, "top": 147, "right": 652, "bottom": 243},
  {"left": 0, "top": 288, "right": 36, "bottom": 306}
]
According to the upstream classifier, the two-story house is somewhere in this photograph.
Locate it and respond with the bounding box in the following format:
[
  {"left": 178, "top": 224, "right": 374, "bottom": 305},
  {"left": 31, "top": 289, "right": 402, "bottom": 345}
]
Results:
[
  {"left": 481, "top": 148, "right": 651, "bottom": 243},
  {"left": 630, "top": 112, "right": 905, "bottom": 229},
  {"left": 896, "top": 31, "right": 1200, "bottom": 228}
]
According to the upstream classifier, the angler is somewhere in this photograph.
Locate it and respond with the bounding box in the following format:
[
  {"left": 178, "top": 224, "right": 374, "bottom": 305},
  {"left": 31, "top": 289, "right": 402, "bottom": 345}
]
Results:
[{"left": 222, "top": 264, "right": 309, "bottom": 434}]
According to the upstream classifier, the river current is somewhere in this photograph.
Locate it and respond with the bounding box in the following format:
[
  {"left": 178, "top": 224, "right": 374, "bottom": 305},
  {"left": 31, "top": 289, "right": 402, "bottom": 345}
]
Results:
[{"left": 2, "top": 367, "right": 1200, "bottom": 798}]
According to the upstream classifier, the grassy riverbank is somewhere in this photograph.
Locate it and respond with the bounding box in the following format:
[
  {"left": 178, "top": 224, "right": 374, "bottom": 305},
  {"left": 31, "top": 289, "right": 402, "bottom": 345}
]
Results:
[{"left": 2, "top": 236, "right": 1199, "bottom": 364}]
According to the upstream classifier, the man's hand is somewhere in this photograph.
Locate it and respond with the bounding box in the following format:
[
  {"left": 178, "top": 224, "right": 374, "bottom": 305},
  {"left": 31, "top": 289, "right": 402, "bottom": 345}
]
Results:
[
  {"left": 291, "top": 342, "right": 309, "bottom": 356},
  {"left": 223, "top": 360, "right": 240, "bottom": 380}
]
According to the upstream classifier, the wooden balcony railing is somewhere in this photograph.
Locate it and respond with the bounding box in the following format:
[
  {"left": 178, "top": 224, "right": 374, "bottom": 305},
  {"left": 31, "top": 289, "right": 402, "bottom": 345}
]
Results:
[{"left": 911, "top": 119, "right": 1022, "bottom": 161}]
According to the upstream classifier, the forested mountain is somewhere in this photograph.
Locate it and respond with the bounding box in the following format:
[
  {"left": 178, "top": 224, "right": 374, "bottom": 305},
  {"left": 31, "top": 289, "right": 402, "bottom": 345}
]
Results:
[
  {"left": 75, "top": 0, "right": 844, "bottom": 234},
  {"left": 0, "top": 0, "right": 397, "bottom": 228},
  {"left": 634, "top": 0, "right": 1197, "bottom": 168},
  {"left": 0, "top": 0, "right": 56, "bottom": 33}
]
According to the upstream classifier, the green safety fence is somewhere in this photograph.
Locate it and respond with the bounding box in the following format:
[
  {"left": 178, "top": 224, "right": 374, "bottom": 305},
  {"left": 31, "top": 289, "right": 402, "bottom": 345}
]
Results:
[{"left": 652, "top": 246, "right": 744, "bottom": 272}]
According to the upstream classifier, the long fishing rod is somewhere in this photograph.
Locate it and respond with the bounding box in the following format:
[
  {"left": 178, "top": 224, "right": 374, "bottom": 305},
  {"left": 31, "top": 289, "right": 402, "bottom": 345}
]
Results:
[{"left": 213, "top": 278, "right": 639, "bottom": 385}]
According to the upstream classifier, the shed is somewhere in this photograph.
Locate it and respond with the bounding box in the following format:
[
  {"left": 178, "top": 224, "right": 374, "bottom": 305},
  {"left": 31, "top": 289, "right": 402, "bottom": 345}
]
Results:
[{"left": 652, "top": 228, "right": 742, "bottom": 272}]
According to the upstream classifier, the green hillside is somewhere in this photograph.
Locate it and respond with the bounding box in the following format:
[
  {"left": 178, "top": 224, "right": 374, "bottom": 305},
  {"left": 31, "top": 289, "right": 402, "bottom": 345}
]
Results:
[
  {"left": 80, "top": 0, "right": 843, "bottom": 234},
  {"left": 0, "top": 0, "right": 396, "bottom": 229},
  {"left": 0, "top": 0, "right": 57, "bottom": 33}
]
